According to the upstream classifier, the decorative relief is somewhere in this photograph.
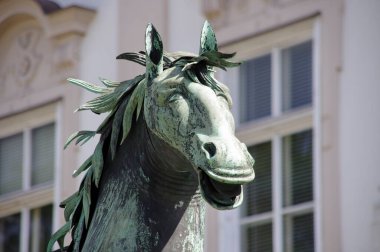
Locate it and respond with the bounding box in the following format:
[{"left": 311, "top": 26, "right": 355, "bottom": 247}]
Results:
[
  {"left": 0, "top": 23, "right": 83, "bottom": 101},
  {"left": 228, "top": 0, "right": 271, "bottom": 19},
  {"left": 202, "top": 0, "right": 275, "bottom": 26},
  {"left": 51, "top": 36, "right": 81, "bottom": 81},
  {"left": 202, "top": 0, "right": 225, "bottom": 19},
  {"left": 0, "top": 27, "right": 42, "bottom": 94},
  {"left": 202, "top": 0, "right": 227, "bottom": 27}
]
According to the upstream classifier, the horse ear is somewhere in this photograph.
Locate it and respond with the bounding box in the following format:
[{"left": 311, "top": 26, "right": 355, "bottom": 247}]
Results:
[
  {"left": 145, "top": 23, "right": 163, "bottom": 82},
  {"left": 199, "top": 20, "right": 218, "bottom": 54}
]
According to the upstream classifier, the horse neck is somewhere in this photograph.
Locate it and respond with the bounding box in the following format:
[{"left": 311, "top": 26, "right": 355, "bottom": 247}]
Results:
[
  {"left": 139, "top": 118, "right": 205, "bottom": 251},
  {"left": 81, "top": 116, "right": 205, "bottom": 252}
]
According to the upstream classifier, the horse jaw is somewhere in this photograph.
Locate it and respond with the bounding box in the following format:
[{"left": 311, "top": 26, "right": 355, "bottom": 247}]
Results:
[{"left": 198, "top": 170, "right": 244, "bottom": 210}]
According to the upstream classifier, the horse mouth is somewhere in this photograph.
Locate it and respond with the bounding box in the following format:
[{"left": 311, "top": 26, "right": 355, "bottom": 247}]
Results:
[{"left": 199, "top": 170, "right": 243, "bottom": 210}]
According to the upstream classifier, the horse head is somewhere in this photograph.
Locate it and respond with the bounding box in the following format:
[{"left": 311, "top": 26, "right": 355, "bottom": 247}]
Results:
[{"left": 143, "top": 22, "right": 255, "bottom": 210}]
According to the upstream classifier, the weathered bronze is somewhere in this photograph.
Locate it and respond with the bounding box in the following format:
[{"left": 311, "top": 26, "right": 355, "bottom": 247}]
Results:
[{"left": 48, "top": 21, "right": 255, "bottom": 252}]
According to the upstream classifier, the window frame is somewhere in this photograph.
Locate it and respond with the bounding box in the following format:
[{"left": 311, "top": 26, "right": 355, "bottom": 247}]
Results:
[
  {"left": 0, "top": 104, "right": 58, "bottom": 252},
  {"left": 217, "top": 17, "right": 321, "bottom": 252}
]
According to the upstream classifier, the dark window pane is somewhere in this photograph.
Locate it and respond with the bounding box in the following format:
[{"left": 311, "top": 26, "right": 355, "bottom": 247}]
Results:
[
  {"left": 244, "top": 142, "right": 272, "bottom": 216},
  {"left": 283, "top": 130, "right": 313, "bottom": 206},
  {"left": 244, "top": 222, "right": 273, "bottom": 252},
  {"left": 0, "top": 213, "right": 21, "bottom": 252},
  {"left": 284, "top": 212, "right": 314, "bottom": 252},
  {"left": 32, "top": 123, "right": 55, "bottom": 186},
  {"left": 0, "top": 133, "right": 23, "bottom": 195},
  {"left": 240, "top": 54, "right": 272, "bottom": 122},
  {"left": 29, "top": 204, "right": 53, "bottom": 252},
  {"left": 282, "top": 41, "right": 312, "bottom": 111}
]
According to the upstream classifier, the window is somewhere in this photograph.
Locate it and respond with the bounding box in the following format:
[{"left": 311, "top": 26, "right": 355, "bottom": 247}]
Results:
[
  {"left": 0, "top": 123, "right": 55, "bottom": 196},
  {"left": 240, "top": 54, "right": 272, "bottom": 122},
  {"left": 245, "top": 223, "right": 273, "bottom": 252},
  {"left": 218, "top": 18, "right": 318, "bottom": 252},
  {"left": 0, "top": 205, "right": 53, "bottom": 252},
  {"left": 0, "top": 213, "right": 20, "bottom": 252},
  {"left": 0, "top": 134, "right": 23, "bottom": 195},
  {"left": 283, "top": 212, "right": 314, "bottom": 252},
  {"left": 242, "top": 142, "right": 273, "bottom": 252},
  {"left": 241, "top": 130, "right": 314, "bottom": 252},
  {"left": 244, "top": 142, "right": 272, "bottom": 216},
  {"left": 239, "top": 40, "right": 313, "bottom": 124},
  {"left": 282, "top": 130, "right": 313, "bottom": 207},
  {"left": 31, "top": 123, "right": 55, "bottom": 186},
  {"left": 282, "top": 130, "right": 314, "bottom": 252},
  {"left": 0, "top": 105, "right": 56, "bottom": 252},
  {"left": 282, "top": 41, "right": 313, "bottom": 112},
  {"left": 29, "top": 204, "right": 53, "bottom": 252}
]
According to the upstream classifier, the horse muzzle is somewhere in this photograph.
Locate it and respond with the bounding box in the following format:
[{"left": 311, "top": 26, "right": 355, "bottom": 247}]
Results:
[{"left": 194, "top": 135, "right": 255, "bottom": 210}]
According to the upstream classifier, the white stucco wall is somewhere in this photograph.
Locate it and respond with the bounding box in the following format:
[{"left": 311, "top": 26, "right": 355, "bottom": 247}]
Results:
[
  {"left": 167, "top": 0, "right": 204, "bottom": 53},
  {"left": 77, "top": 0, "right": 118, "bottom": 168},
  {"left": 340, "top": 0, "right": 380, "bottom": 251}
]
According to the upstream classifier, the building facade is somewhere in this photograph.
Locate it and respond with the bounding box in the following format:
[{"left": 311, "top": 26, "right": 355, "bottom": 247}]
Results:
[
  {"left": 0, "top": 1, "right": 95, "bottom": 251},
  {"left": 0, "top": 0, "right": 379, "bottom": 251}
]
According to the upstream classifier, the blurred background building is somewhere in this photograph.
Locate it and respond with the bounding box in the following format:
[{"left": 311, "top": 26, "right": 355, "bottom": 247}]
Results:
[{"left": 0, "top": 0, "right": 379, "bottom": 251}]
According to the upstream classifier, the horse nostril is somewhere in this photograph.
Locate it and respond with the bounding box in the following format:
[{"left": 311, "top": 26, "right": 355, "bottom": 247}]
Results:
[{"left": 203, "top": 142, "right": 217, "bottom": 158}]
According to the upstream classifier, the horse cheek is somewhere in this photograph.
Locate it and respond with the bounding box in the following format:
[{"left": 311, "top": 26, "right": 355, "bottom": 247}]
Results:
[
  {"left": 177, "top": 101, "right": 190, "bottom": 137},
  {"left": 152, "top": 106, "right": 181, "bottom": 150}
]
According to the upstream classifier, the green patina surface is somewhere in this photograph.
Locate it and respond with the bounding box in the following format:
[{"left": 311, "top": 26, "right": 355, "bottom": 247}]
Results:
[{"left": 48, "top": 21, "right": 255, "bottom": 252}]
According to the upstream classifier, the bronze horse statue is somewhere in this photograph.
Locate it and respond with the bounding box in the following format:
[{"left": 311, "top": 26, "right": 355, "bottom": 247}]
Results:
[{"left": 48, "top": 21, "right": 255, "bottom": 252}]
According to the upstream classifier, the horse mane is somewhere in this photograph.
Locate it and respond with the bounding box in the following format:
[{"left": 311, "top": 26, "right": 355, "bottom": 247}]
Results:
[{"left": 47, "top": 50, "right": 240, "bottom": 251}]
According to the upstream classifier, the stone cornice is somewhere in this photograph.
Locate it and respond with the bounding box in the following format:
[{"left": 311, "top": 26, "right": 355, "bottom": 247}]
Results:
[
  {"left": 0, "top": 0, "right": 95, "bottom": 39},
  {"left": 47, "top": 6, "right": 95, "bottom": 38}
]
